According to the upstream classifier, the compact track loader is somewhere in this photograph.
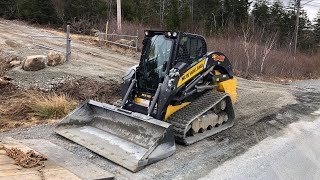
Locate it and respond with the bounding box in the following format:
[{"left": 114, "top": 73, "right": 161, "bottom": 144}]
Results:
[{"left": 55, "top": 31, "right": 237, "bottom": 172}]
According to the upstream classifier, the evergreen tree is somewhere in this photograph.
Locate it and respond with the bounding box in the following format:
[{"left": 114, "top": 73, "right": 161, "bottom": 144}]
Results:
[
  {"left": 270, "top": 0, "right": 287, "bottom": 43},
  {"left": 165, "top": 0, "right": 180, "bottom": 30},
  {"left": 252, "top": 0, "right": 270, "bottom": 27},
  {"left": 0, "top": 0, "right": 318, "bottom": 52},
  {"left": 314, "top": 10, "right": 320, "bottom": 45},
  {"left": 17, "top": 0, "right": 60, "bottom": 24},
  {"left": 180, "top": 1, "right": 192, "bottom": 31},
  {"left": 122, "top": 0, "right": 135, "bottom": 21},
  {"left": 297, "top": 9, "right": 312, "bottom": 51},
  {"left": 0, "top": 0, "right": 17, "bottom": 19},
  {"left": 228, "top": 0, "right": 251, "bottom": 25}
]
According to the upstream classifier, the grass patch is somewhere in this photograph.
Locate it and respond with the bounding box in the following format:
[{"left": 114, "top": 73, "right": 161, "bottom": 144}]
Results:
[
  {"left": 0, "top": 88, "right": 78, "bottom": 132},
  {"left": 29, "top": 93, "right": 78, "bottom": 119}
]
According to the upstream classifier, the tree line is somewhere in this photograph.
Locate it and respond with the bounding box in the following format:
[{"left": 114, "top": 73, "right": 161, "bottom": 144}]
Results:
[{"left": 0, "top": 0, "right": 319, "bottom": 52}]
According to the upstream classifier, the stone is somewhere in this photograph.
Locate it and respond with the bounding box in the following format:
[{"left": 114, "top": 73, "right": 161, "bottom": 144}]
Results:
[
  {"left": 90, "top": 28, "right": 100, "bottom": 36},
  {"left": 115, "top": 39, "right": 135, "bottom": 46},
  {"left": 47, "top": 52, "right": 66, "bottom": 66},
  {"left": 22, "top": 55, "right": 46, "bottom": 71},
  {"left": 10, "top": 60, "right": 21, "bottom": 67},
  {"left": 5, "top": 54, "right": 23, "bottom": 63},
  {"left": 0, "top": 77, "right": 9, "bottom": 86},
  {"left": 5, "top": 39, "right": 22, "bottom": 48}
]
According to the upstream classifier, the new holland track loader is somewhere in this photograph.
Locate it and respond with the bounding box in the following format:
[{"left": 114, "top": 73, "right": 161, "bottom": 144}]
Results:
[{"left": 55, "top": 30, "right": 237, "bottom": 172}]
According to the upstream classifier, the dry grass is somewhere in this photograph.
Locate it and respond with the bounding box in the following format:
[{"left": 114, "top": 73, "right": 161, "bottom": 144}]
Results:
[
  {"left": 0, "top": 90, "right": 78, "bottom": 132},
  {"left": 207, "top": 36, "right": 320, "bottom": 79},
  {"left": 28, "top": 93, "right": 77, "bottom": 119},
  {"left": 104, "top": 20, "right": 320, "bottom": 80},
  {"left": 0, "top": 51, "right": 9, "bottom": 77},
  {"left": 0, "top": 90, "right": 35, "bottom": 132}
]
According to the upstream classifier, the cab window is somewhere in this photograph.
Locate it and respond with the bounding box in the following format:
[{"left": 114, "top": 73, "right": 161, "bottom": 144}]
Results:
[{"left": 176, "top": 36, "right": 206, "bottom": 65}]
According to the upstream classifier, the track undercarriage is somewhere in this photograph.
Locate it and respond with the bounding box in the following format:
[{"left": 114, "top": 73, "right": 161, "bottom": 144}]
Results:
[{"left": 168, "top": 91, "right": 235, "bottom": 145}]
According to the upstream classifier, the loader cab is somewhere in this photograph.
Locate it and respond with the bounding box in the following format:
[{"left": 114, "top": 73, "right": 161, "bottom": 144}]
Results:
[
  {"left": 136, "top": 31, "right": 207, "bottom": 93},
  {"left": 124, "top": 31, "right": 209, "bottom": 117},
  {"left": 137, "top": 31, "right": 175, "bottom": 92}
]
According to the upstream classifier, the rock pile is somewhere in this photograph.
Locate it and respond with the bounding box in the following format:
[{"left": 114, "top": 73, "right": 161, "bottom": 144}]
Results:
[
  {"left": 22, "top": 55, "right": 46, "bottom": 71},
  {"left": 21, "top": 52, "right": 66, "bottom": 71},
  {"left": 47, "top": 52, "right": 66, "bottom": 66}
]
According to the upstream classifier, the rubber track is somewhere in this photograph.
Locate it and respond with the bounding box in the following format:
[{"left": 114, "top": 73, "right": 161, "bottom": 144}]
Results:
[{"left": 167, "top": 91, "right": 232, "bottom": 144}]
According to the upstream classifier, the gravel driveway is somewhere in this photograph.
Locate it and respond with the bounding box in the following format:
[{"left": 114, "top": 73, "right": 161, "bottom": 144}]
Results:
[{"left": 1, "top": 19, "right": 319, "bottom": 180}]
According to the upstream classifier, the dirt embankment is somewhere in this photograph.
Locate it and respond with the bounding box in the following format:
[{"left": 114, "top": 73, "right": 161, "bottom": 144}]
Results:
[
  {"left": 54, "top": 77, "right": 121, "bottom": 104},
  {"left": 0, "top": 19, "right": 129, "bottom": 132},
  {"left": 0, "top": 52, "right": 121, "bottom": 132},
  {"left": 0, "top": 78, "right": 121, "bottom": 132}
]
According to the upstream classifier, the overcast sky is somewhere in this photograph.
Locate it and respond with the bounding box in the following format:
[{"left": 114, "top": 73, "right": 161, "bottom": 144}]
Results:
[{"left": 281, "top": 0, "right": 320, "bottom": 21}]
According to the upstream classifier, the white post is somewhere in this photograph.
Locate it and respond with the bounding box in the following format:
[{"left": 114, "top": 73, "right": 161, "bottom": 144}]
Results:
[{"left": 117, "top": 0, "right": 122, "bottom": 33}]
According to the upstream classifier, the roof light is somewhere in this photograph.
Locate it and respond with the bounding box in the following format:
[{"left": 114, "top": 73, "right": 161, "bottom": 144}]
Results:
[
  {"left": 173, "top": 32, "right": 177, "bottom": 37},
  {"left": 167, "top": 32, "right": 172, "bottom": 36}
]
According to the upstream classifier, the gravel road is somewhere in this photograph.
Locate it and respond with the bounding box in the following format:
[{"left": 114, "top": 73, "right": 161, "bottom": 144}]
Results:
[
  {"left": 1, "top": 19, "right": 320, "bottom": 179},
  {"left": 200, "top": 118, "right": 320, "bottom": 180},
  {"left": 2, "top": 78, "right": 317, "bottom": 180},
  {"left": 199, "top": 80, "right": 320, "bottom": 180},
  {"left": 0, "top": 19, "right": 138, "bottom": 90}
]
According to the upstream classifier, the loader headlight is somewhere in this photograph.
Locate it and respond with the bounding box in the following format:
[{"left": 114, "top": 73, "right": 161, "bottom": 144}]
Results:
[
  {"left": 165, "top": 31, "right": 177, "bottom": 38},
  {"left": 145, "top": 31, "right": 149, "bottom": 36},
  {"left": 173, "top": 32, "right": 177, "bottom": 37}
]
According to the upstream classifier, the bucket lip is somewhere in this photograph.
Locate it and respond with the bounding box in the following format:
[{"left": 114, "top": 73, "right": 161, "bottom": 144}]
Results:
[{"left": 87, "top": 100, "right": 172, "bottom": 129}]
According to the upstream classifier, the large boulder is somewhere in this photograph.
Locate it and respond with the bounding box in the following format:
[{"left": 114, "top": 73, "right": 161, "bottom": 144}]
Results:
[
  {"left": 47, "top": 52, "right": 66, "bottom": 66},
  {"left": 22, "top": 55, "right": 46, "bottom": 71}
]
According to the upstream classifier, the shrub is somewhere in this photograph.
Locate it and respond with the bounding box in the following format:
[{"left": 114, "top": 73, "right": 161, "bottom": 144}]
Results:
[{"left": 29, "top": 93, "right": 77, "bottom": 119}]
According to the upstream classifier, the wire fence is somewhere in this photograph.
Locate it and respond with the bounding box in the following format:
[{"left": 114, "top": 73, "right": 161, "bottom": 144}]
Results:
[
  {"left": 29, "top": 25, "right": 71, "bottom": 62},
  {"left": 97, "top": 31, "right": 139, "bottom": 51}
]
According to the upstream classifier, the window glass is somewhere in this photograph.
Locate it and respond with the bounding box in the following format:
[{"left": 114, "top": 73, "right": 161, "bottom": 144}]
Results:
[
  {"left": 138, "top": 35, "right": 173, "bottom": 91},
  {"left": 176, "top": 36, "right": 205, "bottom": 65}
]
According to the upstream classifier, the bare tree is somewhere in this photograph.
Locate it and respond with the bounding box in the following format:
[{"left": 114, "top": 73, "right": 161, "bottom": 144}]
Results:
[
  {"left": 260, "top": 32, "right": 278, "bottom": 74},
  {"left": 241, "top": 24, "right": 254, "bottom": 75}
]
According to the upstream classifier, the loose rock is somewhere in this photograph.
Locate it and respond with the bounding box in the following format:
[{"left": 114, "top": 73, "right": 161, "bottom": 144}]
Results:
[
  {"left": 47, "top": 52, "right": 66, "bottom": 66},
  {"left": 0, "top": 77, "right": 10, "bottom": 86},
  {"left": 5, "top": 54, "right": 23, "bottom": 63},
  {"left": 4, "top": 146, "right": 47, "bottom": 168},
  {"left": 10, "top": 60, "right": 21, "bottom": 67},
  {"left": 115, "top": 39, "right": 135, "bottom": 46},
  {"left": 5, "top": 40, "right": 22, "bottom": 48},
  {"left": 22, "top": 55, "right": 46, "bottom": 71}
]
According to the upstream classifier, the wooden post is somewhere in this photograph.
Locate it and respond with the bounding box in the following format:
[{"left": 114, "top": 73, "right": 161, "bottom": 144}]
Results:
[
  {"left": 117, "top": 0, "right": 122, "bottom": 33},
  {"left": 106, "top": 21, "right": 109, "bottom": 40}
]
